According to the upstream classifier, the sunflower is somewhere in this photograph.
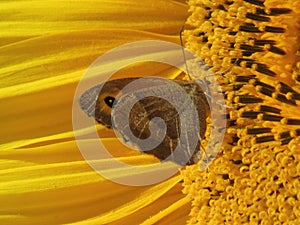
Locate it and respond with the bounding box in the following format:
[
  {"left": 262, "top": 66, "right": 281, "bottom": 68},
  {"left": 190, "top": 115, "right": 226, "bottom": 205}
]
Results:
[
  {"left": 1, "top": 0, "right": 299, "bottom": 225},
  {"left": 182, "top": 0, "right": 300, "bottom": 224}
]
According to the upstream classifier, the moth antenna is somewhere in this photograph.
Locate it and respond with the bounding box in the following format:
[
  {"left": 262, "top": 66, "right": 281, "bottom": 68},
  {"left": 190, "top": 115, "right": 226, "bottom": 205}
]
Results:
[
  {"left": 180, "top": 25, "right": 193, "bottom": 81},
  {"left": 194, "top": 80, "right": 236, "bottom": 109},
  {"left": 180, "top": 26, "right": 237, "bottom": 112},
  {"left": 201, "top": 58, "right": 240, "bottom": 82},
  {"left": 200, "top": 143, "right": 208, "bottom": 163},
  {"left": 200, "top": 58, "right": 239, "bottom": 109},
  {"left": 198, "top": 133, "right": 209, "bottom": 172},
  {"left": 214, "top": 58, "right": 240, "bottom": 76},
  {"left": 207, "top": 93, "right": 236, "bottom": 109}
]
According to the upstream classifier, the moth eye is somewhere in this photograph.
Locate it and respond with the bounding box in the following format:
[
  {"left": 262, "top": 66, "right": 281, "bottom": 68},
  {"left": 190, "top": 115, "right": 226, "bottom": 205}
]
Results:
[{"left": 104, "top": 96, "right": 116, "bottom": 108}]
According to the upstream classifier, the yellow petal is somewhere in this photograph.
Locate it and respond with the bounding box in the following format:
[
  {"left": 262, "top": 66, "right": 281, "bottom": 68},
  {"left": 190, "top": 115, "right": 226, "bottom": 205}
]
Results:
[
  {"left": 65, "top": 175, "right": 182, "bottom": 225},
  {"left": 0, "top": 0, "right": 187, "bottom": 46},
  {"left": 0, "top": 30, "right": 181, "bottom": 94},
  {"left": 110, "top": 189, "right": 190, "bottom": 225},
  {"left": 1, "top": 1, "right": 191, "bottom": 224},
  {"left": 140, "top": 196, "right": 190, "bottom": 225},
  {"left": 0, "top": 30, "right": 183, "bottom": 146}
]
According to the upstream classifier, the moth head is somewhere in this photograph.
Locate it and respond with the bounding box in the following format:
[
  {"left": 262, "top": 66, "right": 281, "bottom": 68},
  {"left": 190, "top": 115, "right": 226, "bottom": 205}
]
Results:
[
  {"left": 94, "top": 86, "right": 121, "bottom": 127},
  {"left": 79, "top": 78, "right": 138, "bottom": 128}
]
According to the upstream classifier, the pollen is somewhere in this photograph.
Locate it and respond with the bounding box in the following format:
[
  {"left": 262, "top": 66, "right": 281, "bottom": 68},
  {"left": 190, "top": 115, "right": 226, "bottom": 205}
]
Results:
[{"left": 181, "top": 0, "right": 300, "bottom": 224}]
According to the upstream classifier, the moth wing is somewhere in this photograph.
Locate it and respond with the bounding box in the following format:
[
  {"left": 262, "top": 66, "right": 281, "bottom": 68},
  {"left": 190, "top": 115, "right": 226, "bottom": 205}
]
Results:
[
  {"left": 110, "top": 80, "right": 201, "bottom": 165},
  {"left": 79, "top": 84, "right": 103, "bottom": 118}
]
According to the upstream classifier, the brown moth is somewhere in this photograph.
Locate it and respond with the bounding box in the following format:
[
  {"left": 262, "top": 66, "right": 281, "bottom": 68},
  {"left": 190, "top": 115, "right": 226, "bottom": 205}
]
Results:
[{"left": 79, "top": 77, "right": 210, "bottom": 165}]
